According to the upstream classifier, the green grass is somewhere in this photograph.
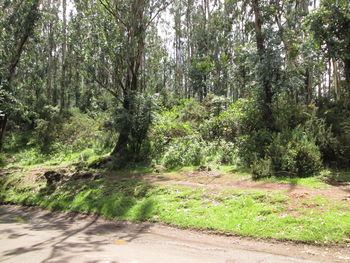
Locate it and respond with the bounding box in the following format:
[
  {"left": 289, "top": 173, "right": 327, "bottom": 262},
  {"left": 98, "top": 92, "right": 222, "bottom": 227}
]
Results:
[
  {"left": 258, "top": 176, "right": 327, "bottom": 189},
  {"left": 218, "top": 165, "right": 329, "bottom": 189},
  {"left": 1, "top": 172, "right": 350, "bottom": 244}
]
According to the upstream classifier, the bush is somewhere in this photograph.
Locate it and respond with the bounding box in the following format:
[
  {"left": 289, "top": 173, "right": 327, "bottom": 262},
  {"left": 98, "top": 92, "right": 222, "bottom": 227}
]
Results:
[
  {"left": 200, "top": 98, "right": 263, "bottom": 142},
  {"left": 33, "top": 108, "right": 112, "bottom": 154},
  {"left": 156, "top": 135, "right": 237, "bottom": 169},
  {"left": 281, "top": 141, "right": 322, "bottom": 177},
  {"left": 148, "top": 98, "right": 242, "bottom": 169},
  {"left": 178, "top": 99, "right": 207, "bottom": 123},
  {"left": 268, "top": 128, "right": 322, "bottom": 177},
  {"left": 113, "top": 93, "right": 157, "bottom": 161},
  {"left": 161, "top": 135, "right": 204, "bottom": 169},
  {"left": 0, "top": 153, "right": 6, "bottom": 167},
  {"left": 251, "top": 158, "right": 273, "bottom": 179},
  {"left": 33, "top": 106, "right": 61, "bottom": 153},
  {"left": 319, "top": 101, "right": 350, "bottom": 167},
  {"left": 237, "top": 128, "right": 273, "bottom": 165}
]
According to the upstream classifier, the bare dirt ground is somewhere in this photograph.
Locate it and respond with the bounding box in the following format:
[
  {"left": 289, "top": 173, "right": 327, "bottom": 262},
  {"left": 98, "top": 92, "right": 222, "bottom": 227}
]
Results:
[
  {"left": 5, "top": 166, "right": 350, "bottom": 202},
  {"left": 140, "top": 170, "right": 350, "bottom": 202},
  {"left": 1, "top": 205, "right": 350, "bottom": 263}
]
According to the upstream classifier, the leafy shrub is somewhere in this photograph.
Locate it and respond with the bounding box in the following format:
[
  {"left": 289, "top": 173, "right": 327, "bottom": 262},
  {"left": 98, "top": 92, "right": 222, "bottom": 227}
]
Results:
[
  {"left": 178, "top": 99, "right": 207, "bottom": 123},
  {"left": 273, "top": 96, "right": 309, "bottom": 129},
  {"left": 32, "top": 107, "right": 113, "bottom": 159},
  {"left": 320, "top": 169, "right": 350, "bottom": 183},
  {"left": 202, "top": 95, "right": 229, "bottom": 117},
  {"left": 113, "top": 93, "right": 157, "bottom": 160},
  {"left": 0, "top": 153, "right": 6, "bottom": 167},
  {"left": 251, "top": 158, "right": 273, "bottom": 179},
  {"left": 149, "top": 101, "right": 200, "bottom": 160},
  {"left": 273, "top": 99, "right": 342, "bottom": 168},
  {"left": 161, "top": 135, "right": 204, "bottom": 169},
  {"left": 268, "top": 128, "right": 322, "bottom": 177},
  {"left": 281, "top": 136, "right": 322, "bottom": 177},
  {"left": 238, "top": 128, "right": 273, "bottom": 165},
  {"left": 200, "top": 98, "right": 261, "bottom": 142},
  {"left": 34, "top": 106, "right": 61, "bottom": 152},
  {"left": 156, "top": 135, "right": 237, "bottom": 169},
  {"left": 149, "top": 98, "right": 241, "bottom": 169},
  {"left": 320, "top": 101, "right": 350, "bottom": 167}
]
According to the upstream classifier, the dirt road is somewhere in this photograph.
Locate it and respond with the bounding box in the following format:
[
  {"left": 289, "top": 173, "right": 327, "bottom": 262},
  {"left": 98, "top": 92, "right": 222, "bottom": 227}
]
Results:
[{"left": 0, "top": 205, "right": 349, "bottom": 263}]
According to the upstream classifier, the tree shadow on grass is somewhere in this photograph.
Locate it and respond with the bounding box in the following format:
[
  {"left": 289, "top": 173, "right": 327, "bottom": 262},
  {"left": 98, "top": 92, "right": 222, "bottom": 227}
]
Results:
[
  {"left": 33, "top": 175, "right": 157, "bottom": 218},
  {"left": 0, "top": 170, "right": 160, "bottom": 262}
]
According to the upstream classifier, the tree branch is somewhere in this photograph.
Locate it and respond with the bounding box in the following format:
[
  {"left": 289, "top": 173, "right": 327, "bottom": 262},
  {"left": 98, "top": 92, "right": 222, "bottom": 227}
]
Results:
[
  {"left": 146, "top": 1, "right": 171, "bottom": 29},
  {"left": 98, "top": 0, "right": 128, "bottom": 29}
]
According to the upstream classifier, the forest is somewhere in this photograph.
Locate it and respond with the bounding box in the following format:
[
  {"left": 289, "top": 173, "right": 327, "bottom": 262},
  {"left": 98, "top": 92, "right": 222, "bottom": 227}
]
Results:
[{"left": 1, "top": 0, "right": 350, "bottom": 250}]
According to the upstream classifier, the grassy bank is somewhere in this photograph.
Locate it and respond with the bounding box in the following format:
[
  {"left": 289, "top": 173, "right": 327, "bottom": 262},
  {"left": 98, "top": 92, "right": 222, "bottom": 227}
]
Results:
[{"left": 1, "top": 169, "right": 350, "bottom": 245}]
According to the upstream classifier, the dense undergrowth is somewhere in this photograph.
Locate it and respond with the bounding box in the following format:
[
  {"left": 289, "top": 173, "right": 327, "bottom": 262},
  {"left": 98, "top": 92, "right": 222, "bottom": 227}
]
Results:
[
  {"left": 3, "top": 108, "right": 114, "bottom": 167},
  {"left": 2, "top": 95, "right": 350, "bottom": 180},
  {"left": 1, "top": 171, "right": 350, "bottom": 244}
]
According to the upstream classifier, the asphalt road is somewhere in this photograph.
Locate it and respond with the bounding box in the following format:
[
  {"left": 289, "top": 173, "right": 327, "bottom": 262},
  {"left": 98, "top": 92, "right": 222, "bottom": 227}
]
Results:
[{"left": 0, "top": 205, "right": 348, "bottom": 263}]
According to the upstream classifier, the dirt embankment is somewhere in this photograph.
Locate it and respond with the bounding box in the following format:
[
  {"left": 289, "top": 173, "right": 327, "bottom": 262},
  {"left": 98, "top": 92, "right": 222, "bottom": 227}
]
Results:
[{"left": 141, "top": 169, "right": 350, "bottom": 202}]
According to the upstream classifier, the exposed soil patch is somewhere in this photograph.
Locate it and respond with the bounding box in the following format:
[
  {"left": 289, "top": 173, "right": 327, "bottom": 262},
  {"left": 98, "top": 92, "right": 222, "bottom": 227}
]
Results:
[
  {"left": 141, "top": 170, "right": 350, "bottom": 202},
  {"left": 3, "top": 166, "right": 350, "bottom": 203}
]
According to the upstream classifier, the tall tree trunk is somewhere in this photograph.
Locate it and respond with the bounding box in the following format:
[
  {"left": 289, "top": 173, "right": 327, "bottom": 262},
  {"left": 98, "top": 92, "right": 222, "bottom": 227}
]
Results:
[
  {"left": 111, "top": 0, "right": 146, "bottom": 157},
  {"left": 185, "top": 0, "right": 193, "bottom": 99},
  {"left": 60, "top": 0, "right": 67, "bottom": 113},
  {"left": 112, "top": 92, "right": 131, "bottom": 155},
  {"left": 345, "top": 57, "right": 350, "bottom": 95},
  {"left": 305, "top": 67, "right": 313, "bottom": 104},
  {"left": 0, "top": 115, "right": 7, "bottom": 152},
  {"left": 251, "top": 0, "right": 274, "bottom": 128},
  {"left": 46, "top": 0, "right": 54, "bottom": 103},
  {"left": 332, "top": 59, "right": 341, "bottom": 100},
  {"left": 174, "top": 0, "right": 183, "bottom": 97}
]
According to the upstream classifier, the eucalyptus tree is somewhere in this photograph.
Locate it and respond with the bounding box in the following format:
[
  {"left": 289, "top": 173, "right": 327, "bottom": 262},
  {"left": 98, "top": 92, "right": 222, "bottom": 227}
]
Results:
[
  {"left": 0, "top": 0, "right": 41, "bottom": 150},
  {"left": 0, "top": 0, "right": 40, "bottom": 85},
  {"left": 249, "top": 0, "right": 277, "bottom": 128},
  {"left": 309, "top": 0, "right": 350, "bottom": 97},
  {"left": 82, "top": 0, "right": 171, "bottom": 159}
]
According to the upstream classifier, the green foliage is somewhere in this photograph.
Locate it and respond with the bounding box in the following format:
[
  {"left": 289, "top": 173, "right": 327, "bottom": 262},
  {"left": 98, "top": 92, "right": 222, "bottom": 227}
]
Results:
[
  {"left": 308, "top": 0, "right": 350, "bottom": 62},
  {"left": 160, "top": 135, "right": 203, "bottom": 168},
  {"left": 251, "top": 158, "right": 273, "bottom": 180},
  {"left": 200, "top": 98, "right": 261, "bottom": 142},
  {"left": 33, "top": 106, "right": 61, "bottom": 152},
  {"left": 320, "top": 170, "right": 350, "bottom": 184},
  {"left": 0, "top": 153, "right": 6, "bottom": 167},
  {"left": 177, "top": 99, "right": 207, "bottom": 123},
  {"left": 150, "top": 99, "right": 199, "bottom": 160},
  {"left": 251, "top": 128, "right": 322, "bottom": 179},
  {"left": 149, "top": 98, "right": 238, "bottom": 169},
  {"left": 158, "top": 135, "right": 237, "bottom": 169},
  {"left": 277, "top": 128, "right": 322, "bottom": 177},
  {"left": 32, "top": 107, "right": 112, "bottom": 154},
  {"left": 320, "top": 100, "right": 350, "bottom": 167},
  {"left": 7, "top": 108, "right": 113, "bottom": 166},
  {"left": 238, "top": 129, "right": 273, "bottom": 165},
  {"left": 112, "top": 93, "right": 157, "bottom": 163},
  {"left": 244, "top": 98, "right": 338, "bottom": 178}
]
